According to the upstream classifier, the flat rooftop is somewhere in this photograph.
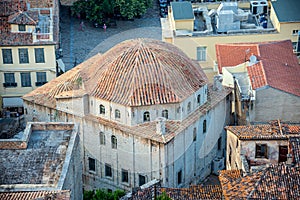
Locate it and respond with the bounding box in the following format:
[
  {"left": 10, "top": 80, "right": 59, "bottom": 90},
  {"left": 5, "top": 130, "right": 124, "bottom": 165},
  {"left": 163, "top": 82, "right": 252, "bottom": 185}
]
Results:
[{"left": 0, "top": 122, "right": 76, "bottom": 191}]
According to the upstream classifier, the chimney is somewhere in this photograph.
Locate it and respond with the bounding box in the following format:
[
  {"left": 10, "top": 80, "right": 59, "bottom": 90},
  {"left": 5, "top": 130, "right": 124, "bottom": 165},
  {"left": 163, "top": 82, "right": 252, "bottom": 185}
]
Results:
[
  {"left": 213, "top": 75, "right": 223, "bottom": 91},
  {"left": 156, "top": 117, "right": 166, "bottom": 135},
  {"left": 248, "top": 54, "right": 258, "bottom": 66}
]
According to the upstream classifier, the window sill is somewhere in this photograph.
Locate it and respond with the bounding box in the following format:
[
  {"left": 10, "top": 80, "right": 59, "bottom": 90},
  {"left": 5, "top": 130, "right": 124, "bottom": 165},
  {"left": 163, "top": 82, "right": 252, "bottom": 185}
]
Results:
[{"left": 89, "top": 170, "right": 96, "bottom": 174}]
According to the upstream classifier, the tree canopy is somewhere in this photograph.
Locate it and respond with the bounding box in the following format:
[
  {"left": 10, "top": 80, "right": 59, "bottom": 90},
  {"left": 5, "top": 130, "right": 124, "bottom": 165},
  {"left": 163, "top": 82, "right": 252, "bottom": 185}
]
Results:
[{"left": 71, "top": 0, "right": 152, "bottom": 24}]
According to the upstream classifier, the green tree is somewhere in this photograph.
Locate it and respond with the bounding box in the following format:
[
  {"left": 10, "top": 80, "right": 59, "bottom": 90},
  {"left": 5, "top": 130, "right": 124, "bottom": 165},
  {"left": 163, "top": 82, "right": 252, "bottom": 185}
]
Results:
[
  {"left": 71, "top": 0, "right": 151, "bottom": 23},
  {"left": 156, "top": 192, "right": 172, "bottom": 200},
  {"left": 83, "top": 189, "right": 126, "bottom": 200}
]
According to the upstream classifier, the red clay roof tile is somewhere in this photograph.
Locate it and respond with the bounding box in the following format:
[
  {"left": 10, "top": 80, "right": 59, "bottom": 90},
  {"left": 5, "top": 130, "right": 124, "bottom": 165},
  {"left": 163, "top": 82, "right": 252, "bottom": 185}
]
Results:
[{"left": 216, "top": 40, "right": 300, "bottom": 96}]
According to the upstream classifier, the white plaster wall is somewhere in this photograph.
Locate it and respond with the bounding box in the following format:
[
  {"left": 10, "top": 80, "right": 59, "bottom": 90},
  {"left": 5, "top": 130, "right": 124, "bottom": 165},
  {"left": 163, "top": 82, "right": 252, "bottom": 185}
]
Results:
[
  {"left": 241, "top": 139, "right": 289, "bottom": 165},
  {"left": 250, "top": 87, "right": 300, "bottom": 122}
]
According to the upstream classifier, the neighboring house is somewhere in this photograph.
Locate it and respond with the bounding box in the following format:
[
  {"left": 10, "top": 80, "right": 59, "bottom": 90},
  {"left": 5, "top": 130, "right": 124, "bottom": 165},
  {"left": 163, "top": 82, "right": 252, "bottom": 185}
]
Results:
[
  {"left": 168, "top": 2, "right": 195, "bottom": 32},
  {"left": 22, "top": 39, "right": 232, "bottom": 191},
  {"left": 219, "top": 163, "right": 300, "bottom": 200},
  {"left": 0, "top": 122, "right": 82, "bottom": 200},
  {"left": 225, "top": 120, "right": 300, "bottom": 172},
  {"left": 216, "top": 40, "right": 300, "bottom": 124},
  {"left": 161, "top": 0, "right": 300, "bottom": 77},
  {"left": 0, "top": 0, "right": 60, "bottom": 116}
]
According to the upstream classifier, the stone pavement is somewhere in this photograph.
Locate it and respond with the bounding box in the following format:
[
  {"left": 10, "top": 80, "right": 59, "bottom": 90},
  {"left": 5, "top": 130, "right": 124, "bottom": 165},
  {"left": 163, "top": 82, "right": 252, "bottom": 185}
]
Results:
[{"left": 60, "top": 3, "right": 162, "bottom": 71}]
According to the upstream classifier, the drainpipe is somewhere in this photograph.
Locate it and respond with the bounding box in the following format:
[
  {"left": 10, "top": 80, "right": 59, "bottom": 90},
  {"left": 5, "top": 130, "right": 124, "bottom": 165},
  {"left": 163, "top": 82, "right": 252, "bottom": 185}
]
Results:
[{"left": 233, "top": 76, "right": 237, "bottom": 125}]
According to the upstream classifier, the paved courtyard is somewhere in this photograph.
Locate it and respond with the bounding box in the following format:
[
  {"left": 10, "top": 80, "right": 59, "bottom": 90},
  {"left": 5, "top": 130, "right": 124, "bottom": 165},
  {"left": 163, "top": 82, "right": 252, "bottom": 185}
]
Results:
[{"left": 60, "top": 4, "right": 162, "bottom": 71}]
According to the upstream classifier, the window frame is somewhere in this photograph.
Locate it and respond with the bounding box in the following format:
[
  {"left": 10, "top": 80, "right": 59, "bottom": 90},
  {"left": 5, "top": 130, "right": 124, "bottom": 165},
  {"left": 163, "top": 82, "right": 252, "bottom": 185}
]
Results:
[
  {"left": 139, "top": 174, "right": 146, "bottom": 186},
  {"left": 34, "top": 48, "right": 45, "bottom": 63},
  {"left": 203, "top": 119, "right": 207, "bottom": 133},
  {"left": 111, "top": 135, "right": 117, "bottom": 149},
  {"left": 105, "top": 164, "right": 112, "bottom": 177},
  {"left": 177, "top": 170, "right": 182, "bottom": 185},
  {"left": 197, "top": 46, "right": 207, "bottom": 61},
  {"left": 100, "top": 104, "right": 105, "bottom": 114},
  {"left": 21, "top": 72, "right": 31, "bottom": 87},
  {"left": 193, "top": 127, "right": 197, "bottom": 141},
  {"left": 121, "top": 169, "right": 129, "bottom": 183},
  {"left": 100, "top": 131, "right": 105, "bottom": 145},
  {"left": 18, "top": 24, "right": 26, "bottom": 31},
  {"left": 2, "top": 49, "right": 13, "bottom": 64},
  {"left": 197, "top": 94, "right": 201, "bottom": 105},
  {"left": 162, "top": 110, "right": 168, "bottom": 119},
  {"left": 143, "top": 111, "right": 150, "bottom": 122},
  {"left": 187, "top": 102, "right": 191, "bottom": 113},
  {"left": 36, "top": 72, "right": 47, "bottom": 86},
  {"left": 255, "top": 143, "right": 268, "bottom": 159},
  {"left": 88, "top": 157, "right": 96, "bottom": 172},
  {"left": 4, "top": 73, "right": 16, "bottom": 86},
  {"left": 115, "top": 109, "right": 121, "bottom": 119},
  {"left": 18, "top": 48, "right": 29, "bottom": 64}
]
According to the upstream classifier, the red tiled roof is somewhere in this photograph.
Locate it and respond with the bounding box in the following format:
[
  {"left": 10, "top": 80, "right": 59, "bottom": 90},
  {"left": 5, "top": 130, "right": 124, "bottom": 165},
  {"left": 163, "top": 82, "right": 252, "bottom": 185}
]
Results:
[
  {"left": 216, "top": 40, "right": 300, "bottom": 96},
  {"left": 8, "top": 10, "right": 38, "bottom": 25},
  {"left": 0, "top": 190, "right": 70, "bottom": 200},
  {"left": 24, "top": 39, "right": 208, "bottom": 107},
  {"left": 249, "top": 163, "right": 300, "bottom": 199},
  {"left": 225, "top": 120, "right": 300, "bottom": 140},
  {"left": 220, "top": 163, "right": 300, "bottom": 200}
]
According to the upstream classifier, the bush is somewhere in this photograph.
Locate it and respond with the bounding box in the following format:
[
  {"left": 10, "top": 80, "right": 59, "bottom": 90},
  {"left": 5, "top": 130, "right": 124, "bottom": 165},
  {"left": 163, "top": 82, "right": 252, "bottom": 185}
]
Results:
[{"left": 83, "top": 189, "right": 126, "bottom": 200}]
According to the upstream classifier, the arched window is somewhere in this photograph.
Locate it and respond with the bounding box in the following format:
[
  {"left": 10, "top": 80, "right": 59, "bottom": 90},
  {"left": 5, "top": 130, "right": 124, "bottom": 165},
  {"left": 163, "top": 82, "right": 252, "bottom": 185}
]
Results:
[
  {"left": 143, "top": 111, "right": 150, "bottom": 122},
  {"left": 197, "top": 94, "right": 201, "bottom": 104},
  {"left": 203, "top": 119, "right": 207, "bottom": 133},
  {"left": 187, "top": 102, "right": 191, "bottom": 113},
  {"left": 162, "top": 110, "right": 168, "bottom": 119},
  {"left": 193, "top": 128, "right": 197, "bottom": 141},
  {"left": 100, "top": 104, "right": 105, "bottom": 114},
  {"left": 115, "top": 109, "right": 120, "bottom": 119},
  {"left": 100, "top": 132, "right": 105, "bottom": 145},
  {"left": 111, "top": 135, "right": 117, "bottom": 149}
]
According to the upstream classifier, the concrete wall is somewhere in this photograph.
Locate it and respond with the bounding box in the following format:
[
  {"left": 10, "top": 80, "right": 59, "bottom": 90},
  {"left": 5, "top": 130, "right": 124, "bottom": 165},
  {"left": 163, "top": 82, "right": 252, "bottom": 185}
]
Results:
[
  {"left": 240, "top": 139, "right": 288, "bottom": 166},
  {"left": 23, "top": 88, "right": 230, "bottom": 191},
  {"left": 250, "top": 87, "right": 300, "bottom": 122},
  {"left": 226, "top": 130, "right": 241, "bottom": 170},
  {"left": 61, "top": 127, "right": 83, "bottom": 200},
  {"left": 89, "top": 85, "right": 208, "bottom": 126},
  {"left": 166, "top": 95, "right": 230, "bottom": 187},
  {"left": 175, "top": 20, "right": 194, "bottom": 31}
]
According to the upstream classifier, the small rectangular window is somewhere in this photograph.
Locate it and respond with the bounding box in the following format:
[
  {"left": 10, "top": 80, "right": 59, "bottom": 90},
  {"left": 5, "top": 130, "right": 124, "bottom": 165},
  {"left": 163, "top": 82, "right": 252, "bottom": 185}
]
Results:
[
  {"left": 2, "top": 49, "right": 13, "bottom": 64},
  {"left": 139, "top": 174, "right": 146, "bottom": 186},
  {"left": 122, "top": 169, "right": 129, "bottom": 183},
  {"left": 36, "top": 72, "right": 47, "bottom": 86},
  {"left": 197, "top": 46, "right": 207, "bottom": 61},
  {"left": 21, "top": 72, "right": 31, "bottom": 87},
  {"left": 18, "top": 24, "right": 26, "bottom": 31},
  {"left": 35, "top": 48, "right": 45, "bottom": 63},
  {"left": 18, "top": 48, "right": 29, "bottom": 64},
  {"left": 88, "top": 157, "right": 96, "bottom": 172},
  {"left": 105, "top": 164, "right": 112, "bottom": 177},
  {"left": 100, "top": 132, "right": 105, "bottom": 145},
  {"left": 177, "top": 170, "right": 182, "bottom": 185},
  {"left": 255, "top": 144, "right": 268, "bottom": 158}
]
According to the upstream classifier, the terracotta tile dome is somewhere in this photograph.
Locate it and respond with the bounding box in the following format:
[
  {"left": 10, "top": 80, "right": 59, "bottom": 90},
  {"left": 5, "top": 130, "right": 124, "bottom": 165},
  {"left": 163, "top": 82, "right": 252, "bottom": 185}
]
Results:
[
  {"left": 82, "top": 38, "right": 208, "bottom": 106},
  {"left": 23, "top": 39, "right": 208, "bottom": 107}
]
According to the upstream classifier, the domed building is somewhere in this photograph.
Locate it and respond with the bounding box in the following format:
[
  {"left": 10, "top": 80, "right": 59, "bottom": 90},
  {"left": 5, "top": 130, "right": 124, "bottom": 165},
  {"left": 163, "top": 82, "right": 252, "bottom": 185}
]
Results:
[{"left": 23, "top": 39, "right": 231, "bottom": 190}]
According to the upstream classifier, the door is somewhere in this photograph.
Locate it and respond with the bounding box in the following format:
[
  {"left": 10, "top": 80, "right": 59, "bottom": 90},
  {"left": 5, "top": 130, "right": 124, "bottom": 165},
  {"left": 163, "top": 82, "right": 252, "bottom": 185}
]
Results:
[{"left": 279, "top": 146, "right": 288, "bottom": 163}]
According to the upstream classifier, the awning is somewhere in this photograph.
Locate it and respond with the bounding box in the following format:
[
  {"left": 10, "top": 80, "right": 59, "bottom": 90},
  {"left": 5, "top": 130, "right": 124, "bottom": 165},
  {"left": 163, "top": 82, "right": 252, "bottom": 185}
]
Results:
[
  {"left": 3, "top": 97, "right": 23, "bottom": 107},
  {"left": 57, "top": 59, "right": 66, "bottom": 72}
]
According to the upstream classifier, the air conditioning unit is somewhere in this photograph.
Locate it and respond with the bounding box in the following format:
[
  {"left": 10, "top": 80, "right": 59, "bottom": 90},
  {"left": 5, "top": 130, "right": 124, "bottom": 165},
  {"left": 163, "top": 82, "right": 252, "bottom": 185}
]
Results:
[
  {"left": 212, "top": 157, "right": 225, "bottom": 175},
  {"left": 250, "top": 1, "right": 268, "bottom": 15}
]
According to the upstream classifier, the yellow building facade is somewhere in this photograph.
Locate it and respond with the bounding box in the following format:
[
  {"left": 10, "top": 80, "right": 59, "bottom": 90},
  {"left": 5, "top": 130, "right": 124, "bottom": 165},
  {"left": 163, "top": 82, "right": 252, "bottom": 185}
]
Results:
[
  {"left": 162, "top": 0, "right": 300, "bottom": 79},
  {"left": 0, "top": 0, "right": 59, "bottom": 115}
]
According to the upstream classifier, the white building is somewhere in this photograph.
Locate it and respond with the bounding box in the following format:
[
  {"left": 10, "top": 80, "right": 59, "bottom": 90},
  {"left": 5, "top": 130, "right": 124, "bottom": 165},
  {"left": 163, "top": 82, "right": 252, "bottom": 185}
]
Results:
[{"left": 22, "top": 39, "right": 231, "bottom": 190}]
